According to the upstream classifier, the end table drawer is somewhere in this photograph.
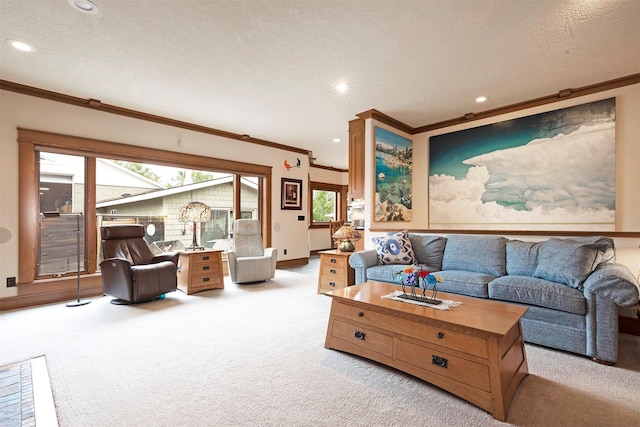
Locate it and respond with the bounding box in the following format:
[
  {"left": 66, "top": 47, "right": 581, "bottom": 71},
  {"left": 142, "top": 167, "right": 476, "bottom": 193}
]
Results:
[
  {"left": 190, "top": 273, "right": 223, "bottom": 291},
  {"left": 191, "top": 253, "right": 216, "bottom": 264},
  {"left": 319, "top": 275, "right": 348, "bottom": 292},
  {"left": 321, "top": 264, "right": 346, "bottom": 279},
  {"left": 190, "top": 262, "right": 221, "bottom": 274},
  {"left": 322, "top": 255, "right": 347, "bottom": 268}
]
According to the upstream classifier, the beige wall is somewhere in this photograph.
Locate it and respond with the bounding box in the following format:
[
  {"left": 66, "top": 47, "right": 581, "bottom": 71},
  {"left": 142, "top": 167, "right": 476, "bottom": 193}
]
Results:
[{"left": 0, "top": 90, "right": 345, "bottom": 298}]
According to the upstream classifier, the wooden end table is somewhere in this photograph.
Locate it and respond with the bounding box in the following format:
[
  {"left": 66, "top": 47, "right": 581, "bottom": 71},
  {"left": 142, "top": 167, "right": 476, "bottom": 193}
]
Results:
[{"left": 176, "top": 249, "right": 224, "bottom": 295}]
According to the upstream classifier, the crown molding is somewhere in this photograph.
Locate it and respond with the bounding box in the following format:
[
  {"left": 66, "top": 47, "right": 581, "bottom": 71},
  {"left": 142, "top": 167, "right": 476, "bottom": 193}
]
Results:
[
  {"left": 353, "top": 73, "right": 640, "bottom": 135},
  {"left": 0, "top": 79, "right": 312, "bottom": 157}
]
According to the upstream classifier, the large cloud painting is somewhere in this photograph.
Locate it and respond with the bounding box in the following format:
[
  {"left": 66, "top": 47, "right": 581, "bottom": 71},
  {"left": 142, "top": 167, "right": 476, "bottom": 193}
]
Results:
[{"left": 429, "top": 98, "right": 615, "bottom": 231}]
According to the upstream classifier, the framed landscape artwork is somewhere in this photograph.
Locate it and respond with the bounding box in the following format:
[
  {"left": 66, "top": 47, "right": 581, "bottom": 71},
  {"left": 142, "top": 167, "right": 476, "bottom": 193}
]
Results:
[
  {"left": 374, "top": 127, "right": 413, "bottom": 222},
  {"left": 281, "top": 178, "right": 302, "bottom": 210},
  {"left": 428, "top": 98, "right": 616, "bottom": 231}
]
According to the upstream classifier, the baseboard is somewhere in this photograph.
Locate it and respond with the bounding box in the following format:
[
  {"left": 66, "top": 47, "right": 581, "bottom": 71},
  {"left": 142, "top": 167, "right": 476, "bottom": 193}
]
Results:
[
  {"left": 0, "top": 286, "right": 104, "bottom": 311},
  {"left": 619, "top": 314, "right": 640, "bottom": 336},
  {"left": 276, "top": 257, "right": 309, "bottom": 269},
  {"left": 310, "top": 249, "right": 332, "bottom": 256}
]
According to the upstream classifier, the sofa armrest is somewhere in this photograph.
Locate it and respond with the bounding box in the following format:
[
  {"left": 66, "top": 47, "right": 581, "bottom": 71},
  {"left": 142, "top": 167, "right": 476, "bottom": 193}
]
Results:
[
  {"left": 348, "top": 250, "right": 379, "bottom": 284},
  {"left": 583, "top": 262, "right": 640, "bottom": 307},
  {"left": 349, "top": 250, "right": 378, "bottom": 268}
]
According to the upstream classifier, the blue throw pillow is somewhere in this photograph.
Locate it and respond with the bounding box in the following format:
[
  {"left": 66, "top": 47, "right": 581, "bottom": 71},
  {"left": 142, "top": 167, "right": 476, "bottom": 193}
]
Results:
[
  {"left": 533, "top": 238, "right": 603, "bottom": 290},
  {"left": 409, "top": 234, "right": 446, "bottom": 271},
  {"left": 373, "top": 230, "right": 416, "bottom": 265},
  {"left": 441, "top": 235, "right": 507, "bottom": 276},
  {"left": 506, "top": 240, "right": 543, "bottom": 276}
]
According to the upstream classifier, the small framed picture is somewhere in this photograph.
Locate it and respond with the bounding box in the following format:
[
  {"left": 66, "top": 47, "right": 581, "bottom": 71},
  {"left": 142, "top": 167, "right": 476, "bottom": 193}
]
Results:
[{"left": 281, "top": 178, "right": 303, "bottom": 210}]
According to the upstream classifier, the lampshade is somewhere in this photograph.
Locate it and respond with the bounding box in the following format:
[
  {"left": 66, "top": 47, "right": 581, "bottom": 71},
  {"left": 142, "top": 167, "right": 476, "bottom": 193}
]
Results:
[
  {"left": 179, "top": 201, "right": 211, "bottom": 251},
  {"left": 332, "top": 225, "right": 361, "bottom": 252},
  {"left": 332, "top": 225, "right": 361, "bottom": 241},
  {"left": 179, "top": 201, "right": 212, "bottom": 223}
]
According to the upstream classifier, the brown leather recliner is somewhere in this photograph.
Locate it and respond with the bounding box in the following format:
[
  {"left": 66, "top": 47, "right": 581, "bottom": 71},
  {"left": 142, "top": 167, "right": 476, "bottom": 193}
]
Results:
[{"left": 100, "top": 225, "right": 179, "bottom": 304}]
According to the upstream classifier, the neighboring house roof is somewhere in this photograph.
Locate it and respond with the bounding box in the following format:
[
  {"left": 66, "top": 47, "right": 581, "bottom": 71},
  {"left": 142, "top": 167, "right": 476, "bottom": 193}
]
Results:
[
  {"left": 39, "top": 153, "right": 164, "bottom": 189},
  {"left": 96, "top": 175, "right": 258, "bottom": 207},
  {"left": 96, "top": 158, "right": 165, "bottom": 189}
]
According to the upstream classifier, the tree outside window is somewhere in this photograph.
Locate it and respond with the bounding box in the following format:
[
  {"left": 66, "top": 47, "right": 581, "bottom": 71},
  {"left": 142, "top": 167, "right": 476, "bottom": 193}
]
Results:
[{"left": 312, "top": 190, "right": 336, "bottom": 223}]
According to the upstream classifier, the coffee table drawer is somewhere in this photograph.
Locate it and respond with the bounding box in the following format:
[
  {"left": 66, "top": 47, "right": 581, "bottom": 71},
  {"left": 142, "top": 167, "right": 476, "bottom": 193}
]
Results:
[
  {"left": 397, "top": 338, "right": 490, "bottom": 392},
  {"left": 331, "top": 319, "right": 393, "bottom": 358},
  {"left": 333, "top": 301, "right": 488, "bottom": 359}
]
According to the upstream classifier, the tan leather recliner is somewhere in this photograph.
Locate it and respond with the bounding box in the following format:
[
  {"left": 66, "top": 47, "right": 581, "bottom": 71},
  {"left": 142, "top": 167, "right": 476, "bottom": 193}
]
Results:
[
  {"left": 226, "top": 219, "right": 277, "bottom": 284},
  {"left": 100, "top": 224, "right": 178, "bottom": 304}
]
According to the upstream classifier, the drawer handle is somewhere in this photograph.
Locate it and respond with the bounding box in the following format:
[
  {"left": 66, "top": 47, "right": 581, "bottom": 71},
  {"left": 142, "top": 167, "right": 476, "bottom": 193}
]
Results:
[
  {"left": 203, "top": 277, "right": 210, "bottom": 282},
  {"left": 354, "top": 331, "right": 366, "bottom": 341},
  {"left": 203, "top": 256, "right": 210, "bottom": 260},
  {"left": 431, "top": 355, "right": 448, "bottom": 368},
  {"left": 330, "top": 258, "right": 337, "bottom": 263},
  {"left": 436, "top": 332, "right": 444, "bottom": 339},
  {"left": 330, "top": 269, "right": 336, "bottom": 274},
  {"left": 329, "top": 282, "right": 336, "bottom": 287},
  {"left": 202, "top": 265, "right": 210, "bottom": 270},
  {"left": 357, "top": 312, "right": 364, "bottom": 317}
]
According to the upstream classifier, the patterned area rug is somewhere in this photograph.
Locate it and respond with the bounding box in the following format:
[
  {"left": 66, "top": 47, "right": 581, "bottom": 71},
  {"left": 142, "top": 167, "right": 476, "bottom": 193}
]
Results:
[{"left": 0, "top": 356, "right": 57, "bottom": 427}]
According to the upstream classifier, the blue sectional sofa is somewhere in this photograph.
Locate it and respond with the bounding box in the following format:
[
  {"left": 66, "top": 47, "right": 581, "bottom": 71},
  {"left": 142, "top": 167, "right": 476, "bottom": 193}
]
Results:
[{"left": 348, "top": 232, "right": 640, "bottom": 364}]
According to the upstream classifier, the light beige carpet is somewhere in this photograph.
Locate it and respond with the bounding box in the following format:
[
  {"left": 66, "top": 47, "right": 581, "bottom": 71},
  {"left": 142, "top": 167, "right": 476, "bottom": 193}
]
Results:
[{"left": 0, "top": 263, "right": 638, "bottom": 426}]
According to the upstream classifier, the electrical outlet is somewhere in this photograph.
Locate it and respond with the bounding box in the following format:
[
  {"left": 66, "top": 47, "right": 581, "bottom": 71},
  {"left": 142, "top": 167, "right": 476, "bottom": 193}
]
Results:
[
  {"left": 284, "top": 249, "right": 287, "bottom": 255},
  {"left": 6, "top": 277, "right": 16, "bottom": 287}
]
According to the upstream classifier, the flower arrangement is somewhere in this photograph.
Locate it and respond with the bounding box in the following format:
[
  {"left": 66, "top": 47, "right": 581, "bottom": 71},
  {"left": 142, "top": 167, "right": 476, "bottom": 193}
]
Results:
[{"left": 394, "top": 265, "right": 443, "bottom": 304}]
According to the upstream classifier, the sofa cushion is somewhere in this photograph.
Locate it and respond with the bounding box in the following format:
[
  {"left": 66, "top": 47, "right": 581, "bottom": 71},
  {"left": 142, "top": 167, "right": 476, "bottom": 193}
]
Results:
[
  {"left": 533, "top": 238, "right": 606, "bottom": 290},
  {"left": 506, "top": 240, "right": 543, "bottom": 276},
  {"left": 489, "top": 276, "right": 586, "bottom": 315},
  {"left": 441, "top": 235, "right": 507, "bottom": 276},
  {"left": 409, "top": 234, "right": 446, "bottom": 271},
  {"left": 366, "top": 264, "right": 407, "bottom": 284},
  {"left": 433, "top": 270, "right": 494, "bottom": 298},
  {"left": 373, "top": 230, "right": 416, "bottom": 265}
]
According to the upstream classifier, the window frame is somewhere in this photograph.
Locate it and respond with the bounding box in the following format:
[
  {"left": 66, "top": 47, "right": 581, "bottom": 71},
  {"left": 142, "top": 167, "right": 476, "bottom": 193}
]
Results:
[
  {"left": 18, "top": 128, "right": 272, "bottom": 289},
  {"left": 308, "top": 181, "right": 348, "bottom": 229}
]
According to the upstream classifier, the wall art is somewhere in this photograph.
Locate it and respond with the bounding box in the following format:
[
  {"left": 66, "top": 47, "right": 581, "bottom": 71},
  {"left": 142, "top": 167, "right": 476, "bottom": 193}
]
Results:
[
  {"left": 428, "top": 98, "right": 616, "bottom": 231},
  {"left": 281, "top": 178, "right": 303, "bottom": 210},
  {"left": 374, "top": 127, "right": 412, "bottom": 222}
]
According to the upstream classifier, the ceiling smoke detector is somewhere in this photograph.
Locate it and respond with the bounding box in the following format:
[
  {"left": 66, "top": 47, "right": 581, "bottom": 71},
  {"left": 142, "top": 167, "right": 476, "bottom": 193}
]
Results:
[{"left": 67, "top": 0, "right": 99, "bottom": 14}]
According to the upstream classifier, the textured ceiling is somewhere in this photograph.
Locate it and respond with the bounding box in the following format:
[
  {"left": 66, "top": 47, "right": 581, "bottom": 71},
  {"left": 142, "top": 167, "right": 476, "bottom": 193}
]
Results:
[{"left": 1, "top": 0, "right": 639, "bottom": 169}]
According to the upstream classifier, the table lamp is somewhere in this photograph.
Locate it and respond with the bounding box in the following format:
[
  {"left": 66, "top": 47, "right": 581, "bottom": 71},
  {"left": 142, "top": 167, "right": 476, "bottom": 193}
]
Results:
[
  {"left": 179, "top": 201, "right": 212, "bottom": 250},
  {"left": 332, "top": 225, "right": 362, "bottom": 252}
]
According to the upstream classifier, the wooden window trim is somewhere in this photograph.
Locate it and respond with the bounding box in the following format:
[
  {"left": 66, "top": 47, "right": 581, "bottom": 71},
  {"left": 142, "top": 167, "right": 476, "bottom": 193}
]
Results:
[
  {"left": 309, "top": 182, "right": 348, "bottom": 228},
  {"left": 17, "top": 128, "right": 272, "bottom": 288}
]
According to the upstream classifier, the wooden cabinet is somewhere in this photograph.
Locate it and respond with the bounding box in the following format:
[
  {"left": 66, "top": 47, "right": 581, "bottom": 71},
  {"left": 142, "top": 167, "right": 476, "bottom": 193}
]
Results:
[
  {"left": 176, "top": 249, "right": 224, "bottom": 295},
  {"left": 317, "top": 250, "right": 355, "bottom": 294},
  {"left": 348, "top": 118, "right": 365, "bottom": 200}
]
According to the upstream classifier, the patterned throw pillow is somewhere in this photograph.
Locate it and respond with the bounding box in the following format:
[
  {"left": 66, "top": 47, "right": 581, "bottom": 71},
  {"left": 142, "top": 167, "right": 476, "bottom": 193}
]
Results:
[{"left": 372, "top": 230, "right": 416, "bottom": 265}]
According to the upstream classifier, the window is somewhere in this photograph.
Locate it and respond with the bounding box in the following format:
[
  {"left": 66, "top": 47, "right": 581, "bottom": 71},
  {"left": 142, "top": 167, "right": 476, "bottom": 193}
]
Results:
[
  {"left": 310, "top": 182, "right": 347, "bottom": 226},
  {"left": 38, "top": 152, "right": 86, "bottom": 276},
  {"left": 312, "top": 189, "right": 337, "bottom": 223},
  {"left": 18, "top": 129, "right": 272, "bottom": 288}
]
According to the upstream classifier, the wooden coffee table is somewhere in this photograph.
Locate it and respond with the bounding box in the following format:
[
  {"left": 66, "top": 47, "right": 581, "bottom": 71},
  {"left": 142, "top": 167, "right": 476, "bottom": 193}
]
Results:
[{"left": 324, "top": 281, "right": 528, "bottom": 421}]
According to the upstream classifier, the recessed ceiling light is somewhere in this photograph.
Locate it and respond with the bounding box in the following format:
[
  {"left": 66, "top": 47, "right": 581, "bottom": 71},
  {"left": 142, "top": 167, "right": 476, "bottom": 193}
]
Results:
[
  {"left": 475, "top": 96, "right": 488, "bottom": 103},
  {"left": 335, "top": 82, "right": 349, "bottom": 93},
  {"left": 67, "top": 0, "right": 99, "bottom": 14},
  {"left": 333, "top": 138, "right": 342, "bottom": 143},
  {"left": 6, "top": 39, "right": 34, "bottom": 52}
]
